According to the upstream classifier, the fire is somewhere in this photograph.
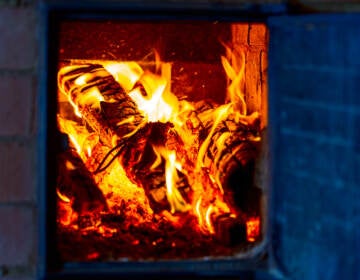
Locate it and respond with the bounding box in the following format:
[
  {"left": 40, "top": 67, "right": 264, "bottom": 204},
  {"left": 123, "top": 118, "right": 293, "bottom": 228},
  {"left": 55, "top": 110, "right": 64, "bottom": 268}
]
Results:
[
  {"left": 128, "top": 74, "right": 173, "bottom": 123},
  {"left": 57, "top": 189, "right": 77, "bottom": 226},
  {"left": 246, "top": 217, "right": 261, "bottom": 242},
  {"left": 221, "top": 47, "right": 246, "bottom": 115},
  {"left": 56, "top": 46, "right": 261, "bottom": 242},
  {"left": 103, "top": 61, "right": 143, "bottom": 91},
  {"left": 152, "top": 146, "right": 190, "bottom": 213}
]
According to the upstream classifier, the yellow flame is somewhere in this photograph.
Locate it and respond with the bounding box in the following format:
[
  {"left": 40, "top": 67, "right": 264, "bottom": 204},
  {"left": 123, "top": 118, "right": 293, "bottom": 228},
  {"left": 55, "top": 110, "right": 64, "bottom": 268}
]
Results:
[
  {"left": 196, "top": 104, "right": 231, "bottom": 185},
  {"left": 58, "top": 115, "right": 153, "bottom": 223},
  {"left": 221, "top": 47, "right": 246, "bottom": 115},
  {"left": 102, "top": 61, "right": 143, "bottom": 92},
  {"left": 86, "top": 146, "right": 92, "bottom": 157},
  {"left": 128, "top": 69, "right": 178, "bottom": 123},
  {"left": 56, "top": 45, "right": 258, "bottom": 236},
  {"left": 68, "top": 134, "right": 82, "bottom": 155},
  {"left": 152, "top": 146, "right": 190, "bottom": 213},
  {"left": 128, "top": 81, "right": 166, "bottom": 123},
  {"left": 76, "top": 87, "right": 104, "bottom": 111},
  {"left": 195, "top": 197, "right": 203, "bottom": 226},
  {"left": 58, "top": 117, "right": 98, "bottom": 161},
  {"left": 57, "top": 189, "right": 71, "bottom": 203},
  {"left": 205, "top": 205, "right": 215, "bottom": 234},
  {"left": 165, "top": 151, "right": 187, "bottom": 213}
]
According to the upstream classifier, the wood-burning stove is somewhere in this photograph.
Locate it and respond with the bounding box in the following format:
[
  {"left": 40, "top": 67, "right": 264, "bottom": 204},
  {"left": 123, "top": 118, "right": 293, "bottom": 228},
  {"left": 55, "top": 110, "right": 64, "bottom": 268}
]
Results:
[{"left": 38, "top": 1, "right": 286, "bottom": 279}]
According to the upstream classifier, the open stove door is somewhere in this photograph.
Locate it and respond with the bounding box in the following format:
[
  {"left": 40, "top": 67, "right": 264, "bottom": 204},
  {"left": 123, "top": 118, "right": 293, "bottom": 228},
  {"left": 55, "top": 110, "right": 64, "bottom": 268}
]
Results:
[{"left": 266, "top": 13, "right": 360, "bottom": 280}]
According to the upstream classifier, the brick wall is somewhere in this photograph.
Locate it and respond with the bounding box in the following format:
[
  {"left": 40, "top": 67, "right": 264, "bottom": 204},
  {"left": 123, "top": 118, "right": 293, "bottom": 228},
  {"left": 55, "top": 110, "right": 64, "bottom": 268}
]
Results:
[
  {"left": 0, "top": 1, "right": 359, "bottom": 280},
  {"left": 0, "top": 1, "right": 38, "bottom": 279}
]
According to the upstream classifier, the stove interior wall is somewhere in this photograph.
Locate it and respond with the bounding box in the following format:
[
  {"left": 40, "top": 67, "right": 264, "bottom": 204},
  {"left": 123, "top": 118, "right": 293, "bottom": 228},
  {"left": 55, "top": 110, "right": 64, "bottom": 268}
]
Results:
[
  {"left": 59, "top": 21, "right": 231, "bottom": 104},
  {"left": 59, "top": 21, "right": 268, "bottom": 122}
]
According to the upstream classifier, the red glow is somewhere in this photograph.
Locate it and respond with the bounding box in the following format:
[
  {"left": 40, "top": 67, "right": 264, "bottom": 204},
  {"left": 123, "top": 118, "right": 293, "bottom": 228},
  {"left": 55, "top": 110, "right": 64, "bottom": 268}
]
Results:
[
  {"left": 86, "top": 252, "right": 100, "bottom": 260},
  {"left": 246, "top": 217, "right": 260, "bottom": 242}
]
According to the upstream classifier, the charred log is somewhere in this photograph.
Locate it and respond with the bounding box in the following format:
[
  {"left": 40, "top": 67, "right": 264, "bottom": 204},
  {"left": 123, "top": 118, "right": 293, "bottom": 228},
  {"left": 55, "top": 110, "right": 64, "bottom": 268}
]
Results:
[
  {"left": 214, "top": 213, "right": 246, "bottom": 246},
  {"left": 57, "top": 148, "right": 108, "bottom": 215},
  {"left": 58, "top": 64, "right": 143, "bottom": 147},
  {"left": 207, "top": 114, "right": 262, "bottom": 214},
  {"left": 58, "top": 64, "right": 191, "bottom": 213}
]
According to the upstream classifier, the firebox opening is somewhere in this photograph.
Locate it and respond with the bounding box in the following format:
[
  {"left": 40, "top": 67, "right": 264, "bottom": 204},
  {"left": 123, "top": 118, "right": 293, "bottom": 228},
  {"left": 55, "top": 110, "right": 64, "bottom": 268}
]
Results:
[{"left": 55, "top": 20, "right": 268, "bottom": 262}]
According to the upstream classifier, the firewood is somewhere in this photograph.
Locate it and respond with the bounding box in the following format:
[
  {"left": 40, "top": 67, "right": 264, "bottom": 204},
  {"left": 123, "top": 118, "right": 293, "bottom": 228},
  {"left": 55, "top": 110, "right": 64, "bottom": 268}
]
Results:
[
  {"left": 58, "top": 64, "right": 191, "bottom": 213},
  {"left": 58, "top": 64, "right": 143, "bottom": 148},
  {"left": 203, "top": 113, "right": 261, "bottom": 210},
  {"left": 213, "top": 213, "right": 246, "bottom": 246},
  {"left": 57, "top": 148, "right": 108, "bottom": 215},
  {"left": 58, "top": 63, "right": 261, "bottom": 218}
]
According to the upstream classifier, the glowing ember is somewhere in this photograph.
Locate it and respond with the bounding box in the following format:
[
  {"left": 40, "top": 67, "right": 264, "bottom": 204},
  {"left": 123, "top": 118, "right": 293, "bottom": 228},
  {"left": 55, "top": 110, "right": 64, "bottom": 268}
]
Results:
[{"left": 246, "top": 217, "right": 261, "bottom": 242}]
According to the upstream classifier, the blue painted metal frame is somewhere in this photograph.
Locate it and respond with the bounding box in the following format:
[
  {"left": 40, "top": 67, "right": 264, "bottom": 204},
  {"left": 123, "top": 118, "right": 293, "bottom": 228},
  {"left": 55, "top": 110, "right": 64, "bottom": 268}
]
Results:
[
  {"left": 266, "top": 13, "right": 360, "bottom": 280},
  {"left": 37, "top": 1, "right": 288, "bottom": 279}
]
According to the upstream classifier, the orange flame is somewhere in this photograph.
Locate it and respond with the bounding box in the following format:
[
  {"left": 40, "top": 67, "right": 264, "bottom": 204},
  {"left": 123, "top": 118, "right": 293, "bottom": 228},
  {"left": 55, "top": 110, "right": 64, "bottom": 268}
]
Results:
[
  {"left": 152, "top": 146, "right": 190, "bottom": 213},
  {"left": 57, "top": 46, "right": 260, "bottom": 237},
  {"left": 128, "top": 63, "right": 178, "bottom": 123},
  {"left": 57, "top": 189, "right": 77, "bottom": 226}
]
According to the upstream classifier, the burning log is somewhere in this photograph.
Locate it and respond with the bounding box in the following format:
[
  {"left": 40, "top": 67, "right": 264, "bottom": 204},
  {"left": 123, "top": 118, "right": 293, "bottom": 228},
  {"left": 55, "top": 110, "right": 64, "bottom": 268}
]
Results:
[
  {"left": 57, "top": 56, "right": 262, "bottom": 238},
  {"left": 58, "top": 64, "right": 190, "bottom": 213},
  {"left": 176, "top": 100, "right": 260, "bottom": 187},
  {"left": 204, "top": 113, "right": 262, "bottom": 222},
  {"left": 57, "top": 147, "right": 108, "bottom": 215},
  {"left": 58, "top": 64, "right": 144, "bottom": 147},
  {"left": 204, "top": 112, "right": 261, "bottom": 208},
  {"left": 213, "top": 214, "right": 246, "bottom": 246}
]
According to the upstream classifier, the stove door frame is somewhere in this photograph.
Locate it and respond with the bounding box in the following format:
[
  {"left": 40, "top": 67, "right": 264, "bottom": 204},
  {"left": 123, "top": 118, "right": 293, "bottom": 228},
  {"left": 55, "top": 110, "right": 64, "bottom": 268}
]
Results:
[{"left": 38, "top": 1, "right": 283, "bottom": 279}]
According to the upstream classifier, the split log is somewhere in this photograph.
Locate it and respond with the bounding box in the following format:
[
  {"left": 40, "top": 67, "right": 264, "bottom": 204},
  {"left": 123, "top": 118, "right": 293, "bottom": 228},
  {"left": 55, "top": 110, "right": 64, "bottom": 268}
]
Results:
[
  {"left": 202, "top": 112, "right": 262, "bottom": 212},
  {"left": 58, "top": 63, "right": 262, "bottom": 217},
  {"left": 58, "top": 64, "right": 143, "bottom": 147},
  {"left": 175, "top": 99, "right": 262, "bottom": 212},
  {"left": 58, "top": 64, "right": 190, "bottom": 213},
  {"left": 176, "top": 100, "right": 260, "bottom": 183},
  {"left": 57, "top": 147, "right": 108, "bottom": 215}
]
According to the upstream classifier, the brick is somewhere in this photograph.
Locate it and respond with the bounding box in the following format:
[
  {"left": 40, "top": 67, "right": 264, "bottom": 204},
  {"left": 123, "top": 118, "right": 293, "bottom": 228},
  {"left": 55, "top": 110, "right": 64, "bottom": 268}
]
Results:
[
  {"left": 0, "top": 75, "right": 34, "bottom": 136},
  {"left": 249, "top": 23, "right": 267, "bottom": 46},
  {"left": 0, "top": 1, "right": 18, "bottom": 6},
  {"left": 260, "top": 50, "right": 268, "bottom": 127},
  {"left": 231, "top": 23, "right": 249, "bottom": 45},
  {"left": 0, "top": 206, "right": 35, "bottom": 266},
  {"left": 59, "top": 20, "right": 230, "bottom": 62},
  {"left": 0, "top": 141, "right": 35, "bottom": 202},
  {"left": 0, "top": 8, "right": 36, "bottom": 70},
  {"left": 245, "top": 50, "right": 262, "bottom": 114}
]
